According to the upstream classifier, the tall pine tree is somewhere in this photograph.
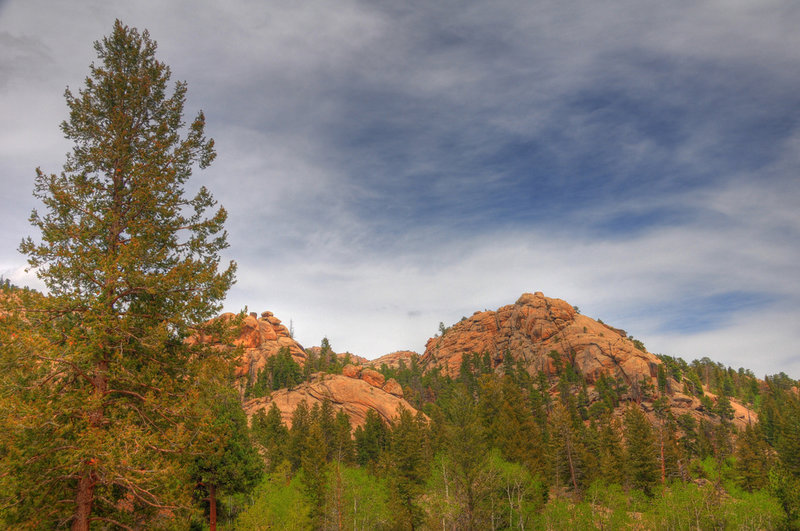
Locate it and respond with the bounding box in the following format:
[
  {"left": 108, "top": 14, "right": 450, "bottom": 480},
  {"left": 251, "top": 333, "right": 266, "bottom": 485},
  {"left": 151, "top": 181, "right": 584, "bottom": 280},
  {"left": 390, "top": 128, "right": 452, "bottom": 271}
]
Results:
[{"left": 0, "top": 21, "right": 234, "bottom": 530}]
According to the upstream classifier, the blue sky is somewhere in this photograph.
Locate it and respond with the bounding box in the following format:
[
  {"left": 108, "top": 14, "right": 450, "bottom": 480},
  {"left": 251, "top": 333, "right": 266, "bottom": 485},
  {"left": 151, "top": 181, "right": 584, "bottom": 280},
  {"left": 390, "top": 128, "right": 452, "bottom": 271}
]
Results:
[{"left": 2, "top": 0, "right": 799, "bottom": 377}]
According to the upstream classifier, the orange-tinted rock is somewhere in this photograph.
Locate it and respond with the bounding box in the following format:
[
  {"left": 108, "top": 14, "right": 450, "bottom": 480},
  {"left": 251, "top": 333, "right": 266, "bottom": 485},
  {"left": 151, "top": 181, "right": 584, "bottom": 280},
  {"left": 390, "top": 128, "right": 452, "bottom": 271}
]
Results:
[
  {"left": 342, "top": 364, "right": 362, "bottom": 379},
  {"left": 366, "top": 350, "right": 419, "bottom": 370},
  {"left": 188, "top": 310, "right": 307, "bottom": 394},
  {"left": 244, "top": 373, "right": 420, "bottom": 428},
  {"left": 729, "top": 398, "right": 758, "bottom": 427},
  {"left": 345, "top": 353, "right": 371, "bottom": 365},
  {"left": 360, "top": 368, "right": 385, "bottom": 388},
  {"left": 421, "top": 292, "right": 660, "bottom": 385},
  {"left": 382, "top": 378, "right": 403, "bottom": 397},
  {"left": 259, "top": 320, "right": 278, "bottom": 341},
  {"left": 233, "top": 314, "right": 261, "bottom": 349},
  {"left": 339, "top": 364, "right": 403, "bottom": 398},
  {"left": 693, "top": 390, "right": 758, "bottom": 430}
]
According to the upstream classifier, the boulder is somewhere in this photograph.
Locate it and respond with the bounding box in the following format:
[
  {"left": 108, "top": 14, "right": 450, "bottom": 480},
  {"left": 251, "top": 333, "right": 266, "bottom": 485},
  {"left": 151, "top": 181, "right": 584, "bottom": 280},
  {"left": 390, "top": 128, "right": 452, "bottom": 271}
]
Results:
[
  {"left": 342, "top": 364, "right": 362, "bottom": 379},
  {"left": 360, "top": 368, "right": 385, "bottom": 388},
  {"left": 382, "top": 378, "right": 403, "bottom": 397}
]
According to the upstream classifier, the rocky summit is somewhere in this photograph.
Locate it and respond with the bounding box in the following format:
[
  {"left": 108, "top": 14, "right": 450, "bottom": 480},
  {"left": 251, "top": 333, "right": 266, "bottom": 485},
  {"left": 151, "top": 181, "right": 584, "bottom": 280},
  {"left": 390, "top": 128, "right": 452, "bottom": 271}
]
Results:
[{"left": 422, "top": 292, "right": 659, "bottom": 385}]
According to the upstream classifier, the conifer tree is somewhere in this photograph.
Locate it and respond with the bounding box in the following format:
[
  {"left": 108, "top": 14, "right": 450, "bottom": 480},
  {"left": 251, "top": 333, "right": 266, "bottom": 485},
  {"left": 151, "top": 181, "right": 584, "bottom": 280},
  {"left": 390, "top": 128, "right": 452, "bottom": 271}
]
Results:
[
  {"left": 251, "top": 403, "right": 290, "bottom": 471},
  {"left": 696, "top": 418, "right": 716, "bottom": 459},
  {"left": 480, "top": 376, "right": 544, "bottom": 473},
  {"left": 664, "top": 417, "right": 686, "bottom": 481},
  {"left": 288, "top": 401, "right": 312, "bottom": 471},
  {"left": 301, "top": 420, "right": 330, "bottom": 528},
  {"left": 354, "top": 409, "right": 390, "bottom": 467},
  {"left": 310, "top": 400, "right": 337, "bottom": 461},
  {"left": 735, "top": 423, "right": 772, "bottom": 492},
  {"left": 676, "top": 412, "right": 699, "bottom": 459},
  {"left": 0, "top": 21, "right": 234, "bottom": 530},
  {"left": 775, "top": 392, "right": 800, "bottom": 478},
  {"left": 623, "top": 405, "right": 660, "bottom": 495},
  {"left": 597, "top": 414, "right": 625, "bottom": 485},
  {"left": 389, "top": 406, "right": 429, "bottom": 529},
  {"left": 446, "top": 386, "right": 491, "bottom": 530},
  {"left": 332, "top": 410, "right": 355, "bottom": 464},
  {"left": 189, "top": 388, "right": 262, "bottom": 531},
  {"left": 548, "top": 402, "right": 584, "bottom": 492}
]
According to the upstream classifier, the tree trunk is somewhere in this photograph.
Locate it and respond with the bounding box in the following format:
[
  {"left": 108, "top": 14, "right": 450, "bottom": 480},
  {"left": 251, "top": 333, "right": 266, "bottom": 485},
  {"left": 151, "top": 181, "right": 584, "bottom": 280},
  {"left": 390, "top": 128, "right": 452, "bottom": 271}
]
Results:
[
  {"left": 565, "top": 436, "right": 579, "bottom": 491},
  {"left": 71, "top": 470, "right": 97, "bottom": 531},
  {"left": 466, "top": 483, "right": 476, "bottom": 531},
  {"left": 209, "top": 484, "right": 217, "bottom": 531},
  {"left": 72, "top": 363, "right": 108, "bottom": 530},
  {"left": 660, "top": 424, "right": 666, "bottom": 484},
  {"left": 336, "top": 461, "right": 343, "bottom": 531}
]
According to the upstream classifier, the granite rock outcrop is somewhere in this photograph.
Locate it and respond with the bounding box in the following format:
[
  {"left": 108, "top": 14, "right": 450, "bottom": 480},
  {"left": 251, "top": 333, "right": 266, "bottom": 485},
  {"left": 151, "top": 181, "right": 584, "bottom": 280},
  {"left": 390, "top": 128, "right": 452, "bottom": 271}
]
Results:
[
  {"left": 244, "top": 372, "right": 419, "bottom": 428},
  {"left": 365, "top": 350, "right": 419, "bottom": 370},
  {"left": 421, "top": 292, "right": 660, "bottom": 385},
  {"left": 187, "top": 311, "right": 307, "bottom": 393}
]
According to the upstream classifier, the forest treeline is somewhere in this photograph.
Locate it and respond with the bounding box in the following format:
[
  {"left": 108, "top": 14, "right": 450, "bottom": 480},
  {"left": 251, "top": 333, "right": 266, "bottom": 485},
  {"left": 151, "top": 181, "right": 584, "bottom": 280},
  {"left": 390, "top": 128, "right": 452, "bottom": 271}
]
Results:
[{"left": 220, "top": 339, "right": 799, "bottom": 530}]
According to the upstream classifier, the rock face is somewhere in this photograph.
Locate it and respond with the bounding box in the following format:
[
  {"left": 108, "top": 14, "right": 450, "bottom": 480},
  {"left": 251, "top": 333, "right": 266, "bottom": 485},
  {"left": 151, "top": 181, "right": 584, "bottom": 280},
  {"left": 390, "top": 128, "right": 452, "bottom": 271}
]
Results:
[
  {"left": 365, "top": 350, "right": 419, "bottom": 370},
  {"left": 421, "top": 292, "right": 660, "bottom": 385},
  {"left": 339, "top": 364, "right": 404, "bottom": 397},
  {"left": 187, "top": 311, "right": 307, "bottom": 391},
  {"left": 192, "top": 296, "right": 756, "bottom": 432},
  {"left": 244, "top": 372, "right": 418, "bottom": 428}
]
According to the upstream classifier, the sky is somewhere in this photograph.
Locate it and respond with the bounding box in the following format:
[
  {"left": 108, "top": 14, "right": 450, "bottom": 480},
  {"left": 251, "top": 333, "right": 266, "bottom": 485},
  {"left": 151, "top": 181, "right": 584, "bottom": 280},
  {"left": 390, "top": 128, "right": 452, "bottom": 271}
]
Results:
[{"left": 1, "top": 0, "right": 799, "bottom": 378}]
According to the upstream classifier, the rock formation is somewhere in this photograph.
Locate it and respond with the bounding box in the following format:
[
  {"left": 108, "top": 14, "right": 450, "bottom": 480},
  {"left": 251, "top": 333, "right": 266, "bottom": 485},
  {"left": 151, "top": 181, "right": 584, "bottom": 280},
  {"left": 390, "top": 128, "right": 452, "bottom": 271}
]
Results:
[
  {"left": 422, "top": 292, "right": 660, "bottom": 385},
  {"left": 187, "top": 310, "right": 307, "bottom": 392},
  {"left": 340, "top": 364, "right": 404, "bottom": 397},
  {"left": 191, "top": 295, "right": 756, "bottom": 431},
  {"left": 244, "top": 370, "right": 418, "bottom": 428},
  {"left": 189, "top": 312, "right": 420, "bottom": 427},
  {"left": 365, "top": 350, "right": 419, "bottom": 370}
]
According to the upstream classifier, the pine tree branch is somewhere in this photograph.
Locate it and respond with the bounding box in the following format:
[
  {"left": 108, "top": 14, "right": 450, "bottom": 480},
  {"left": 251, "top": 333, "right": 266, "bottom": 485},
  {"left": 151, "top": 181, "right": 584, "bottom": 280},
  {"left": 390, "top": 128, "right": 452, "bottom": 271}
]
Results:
[
  {"left": 33, "top": 354, "right": 93, "bottom": 386},
  {"left": 89, "top": 516, "right": 135, "bottom": 530},
  {"left": 107, "top": 388, "right": 148, "bottom": 402}
]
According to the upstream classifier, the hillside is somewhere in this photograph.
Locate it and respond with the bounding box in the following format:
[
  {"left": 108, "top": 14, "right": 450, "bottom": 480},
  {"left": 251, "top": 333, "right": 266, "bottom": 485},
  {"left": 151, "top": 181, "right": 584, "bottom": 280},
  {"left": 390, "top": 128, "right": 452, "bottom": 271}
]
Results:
[
  {"left": 223, "top": 291, "right": 796, "bottom": 529},
  {"left": 418, "top": 292, "right": 756, "bottom": 429},
  {"left": 204, "top": 292, "right": 758, "bottom": 431},
  {"left": 5, "top": 283, "right": 799, "bottom": 528}
]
